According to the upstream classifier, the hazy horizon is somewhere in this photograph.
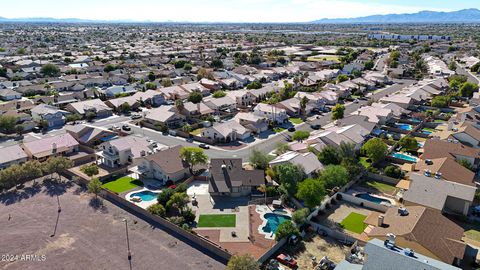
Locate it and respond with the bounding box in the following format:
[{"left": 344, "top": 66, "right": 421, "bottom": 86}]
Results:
[{"left": 1, "top": 0, "right": 479, "bottom": 23}]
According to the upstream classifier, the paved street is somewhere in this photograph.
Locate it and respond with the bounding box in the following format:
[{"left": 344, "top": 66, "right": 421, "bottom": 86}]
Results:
[{"left": 457, "top": 66, "right": 480, "bottom": 84}]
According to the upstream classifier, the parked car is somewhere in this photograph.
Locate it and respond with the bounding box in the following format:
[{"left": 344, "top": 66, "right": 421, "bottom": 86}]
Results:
[
  {"left": 32, "top": 126, "right": 42, "bottom": 133},
  {"left": 310, "top": 124, "right": 321, "bottom": 130},
  {"left": 186, "top": 137, "right": 194, "bottom": 143},
  {"left": 276, "top": 254, "right": 297, "bottom": 268},
  {"left": 353, "top": 99, "right": 359, "bottom": 104},
  {"left": 287, "top": 127, "right": 296, "bottom": 132},
  {"left": 199, "top": 143, "right": 210, "bottom": 149},
  {"left": 131, "top": 114, "right": 142, "bottom": 120},
  {"left": 122, "top": 125, "right": 131, "bottom": 131}
]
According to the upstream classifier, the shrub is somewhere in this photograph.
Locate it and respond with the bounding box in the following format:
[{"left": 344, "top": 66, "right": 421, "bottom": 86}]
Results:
[
  {"left": 275, "top": 220, "right": 299, "bottom": 241},
  {"left": 157, "top": 188, "right": 175, "bottom": 205},
  {"left": 384, "top": 165, "right": 403, "bottom": 178},
  {"left": 80, "top": 163, "right": 99, "bottom": 177},
  {"left": 292, "top": 208, "right": 310, "bottom": 225},
  {"left": 148, "top": 203, "right": 166, "bottom": 217}
]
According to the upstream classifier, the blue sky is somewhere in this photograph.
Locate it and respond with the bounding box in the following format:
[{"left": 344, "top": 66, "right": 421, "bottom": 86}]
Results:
[{"left": 2, "top": 0, "right": 479, "bottom": 22}]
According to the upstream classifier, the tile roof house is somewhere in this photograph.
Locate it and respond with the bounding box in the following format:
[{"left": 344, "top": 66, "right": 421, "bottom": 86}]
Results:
[
  {"left": 269, "top": 151, "right": 324, "bottom": 176},
  {"left": 201, "top": 120, "right": 251, "bottom": 143},
  {"left": 413, "top": 158, "right": 475, "bottom": 187},
  {"left": 402, "top": 173, "right": 476, "bottom": 216},
  {"left": 253, "top": 103, "right": 288, "bottom": 124},
  {"left": 180, "top": 102, "right": 214, "bottom": 118},
  {"left": 65, "top": 124, "right": 116, "bottom": 147},
  {"left": 365, "top": 206, "right": 465, "bottom": 265},
  {"left": 30, "top": 104, "right": 70, "bottom": 128},
  {"left": 137, "top": 145, "right": 190, "bottom": 185},
  {"left": 66, "top": 99, "right": 113, "bottom": 118},
  {"left": 420, "top": 139, "right": 480, "bottom": 169},
  {"left": 144, "top": 106, "right": 186, "bottom": 128},
  {"left": 22, "top": 133, "right": 79, "bottom": 160},
  {"left": 450, "top": 122, "right": 480, "bottom": 149},
  {"left": 0, "top": 144, "right": 28, "bottom": 169},
  {"left": 234, "top": 112, "right": 269, "bottom": 134},
  {"left": 98, "top": 135, "right": 153, "bottom": 168},
  {"left": 208, "top": 158, "right": 265, "bottom": 197}
]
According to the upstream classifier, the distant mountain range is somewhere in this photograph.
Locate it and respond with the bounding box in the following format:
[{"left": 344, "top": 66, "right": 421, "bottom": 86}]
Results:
[
  {"left": 313, "top": 8, "right": 480, "bottom": 24},
  {"left": 0, "top": 17, "right": 135, "bottom": 23}
]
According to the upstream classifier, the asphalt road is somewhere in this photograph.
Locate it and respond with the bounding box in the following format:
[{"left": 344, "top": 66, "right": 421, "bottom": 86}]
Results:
[
  {"left": 457, "top": 66, "right": 480, "bottom": 84},
  {"left": 126, "top": 79, "right": 416, "bottom": 160}
]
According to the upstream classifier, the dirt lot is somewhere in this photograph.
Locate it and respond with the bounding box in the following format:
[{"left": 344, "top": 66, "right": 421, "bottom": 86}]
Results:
[
  {"left": 0, "top": 179, "right": 225, "bottom": 270},
  {"left": 280, "top": 233, "right": 350, "bottom": 270}
]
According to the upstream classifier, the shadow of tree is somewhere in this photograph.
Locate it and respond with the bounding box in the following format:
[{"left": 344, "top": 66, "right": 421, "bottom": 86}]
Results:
[
  {"left": 89, "top": 197, "right": 108, "bottom": 213},
  {"left": 43, "top": 179, "right": 73, "bottom": 197}
]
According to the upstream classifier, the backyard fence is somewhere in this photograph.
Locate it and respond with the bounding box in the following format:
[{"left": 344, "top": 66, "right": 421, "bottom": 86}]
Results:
[
  {"left": 365, "top": 172, "right": 400, "bottom": 185},
  {"left": 338, "top": 192, "right": 389, "bottom": 213}
]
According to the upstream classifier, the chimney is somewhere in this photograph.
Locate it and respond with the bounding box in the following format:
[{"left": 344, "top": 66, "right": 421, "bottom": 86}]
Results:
[
  {"left": 377, "top": 215, "right": 384, "bottom": 227},
  {"left": 386, "top": 233, "right": 396, "bottom": 246}
]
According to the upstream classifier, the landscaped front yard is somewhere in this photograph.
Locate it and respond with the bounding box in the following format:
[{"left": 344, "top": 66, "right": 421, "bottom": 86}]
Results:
[
  {"left": 102, "top": 176, "right": 143, "bottom": 193},
  {"left": 198, "top": 214, "right": 236, "bottom": 227},
  {"left": 340, "top": 212, "right": 367, "bottom": 234},
  {"left": 190, "top": 127, "right": 205, "bottom": 136},
  {"left": 273, "top": 127, "right": 285, "bottom": 133},
  {"left": 289, "top": 117, "right": 303, "bottom": 125}
]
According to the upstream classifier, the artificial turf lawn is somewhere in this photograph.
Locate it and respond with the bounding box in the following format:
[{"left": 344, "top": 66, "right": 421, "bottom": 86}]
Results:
[
  {"left": 197, "top": 214, "right": 236, "bottom": 227},
  {"left": 101, "top": 176, "right": 143, "bottom": 193},
  {"left": 273, "top": 127, "right": 286, "bottom": 133},
  {"left": 340, "top": 212, "right": 368, "bottom": 234},
  {"left": 361, "top": 180, "right": 397, "bottom": 194}
]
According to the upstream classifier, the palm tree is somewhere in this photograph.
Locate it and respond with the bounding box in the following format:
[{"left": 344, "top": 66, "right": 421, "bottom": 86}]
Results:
[{"left": 300, "top": 96, "right": 308, "bottom": 118}]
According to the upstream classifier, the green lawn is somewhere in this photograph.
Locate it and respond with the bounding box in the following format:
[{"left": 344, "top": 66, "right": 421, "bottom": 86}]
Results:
[
  {"left": 340, "top": 212, "right": 368, "bottom": 234},
  {"left": 423, "top": 127, "right": 436, "bottom": 132},
  {"left": 307, "top": 55, "right": 340, "bottom": 62},
  {"left": 190, "top": 128, "right": 205, "bottom": 136},
  {"left": 361, "top": 180, "right": 397, "bottom": 195},
  {"left": 359, "top": 157, "right": 372, "bottom": 169},
  {"left": 289, "top": 117, "right": 303, "bottom": 125},
  {"left": 198, "top": 214, "right": 236, "bottom": 227},
  {"left": 273, "top": 127, "right": 285, "bottom": 133},
  {"left": 102, "top": 176, "right": 143, "bottom": 193},
  {"left": 462, "top": 221, "right": 480, "bottom": 243}
]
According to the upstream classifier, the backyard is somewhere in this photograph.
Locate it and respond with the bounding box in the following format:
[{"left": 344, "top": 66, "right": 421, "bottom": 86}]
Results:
[
  {"left": 190, "top": 127, "right": 205, "bottom": 136},
  {"left": 360, "top": 179, "right": 397, "bottom": 195},
  {"left": 198, "top": 214, "right": 236, "bottom": 228},
  {"left": 101, "top": 176, "right": 143, "bottom": 193},
  {"left": 340, "top": 212, "right": 368, "bottom": 234}
]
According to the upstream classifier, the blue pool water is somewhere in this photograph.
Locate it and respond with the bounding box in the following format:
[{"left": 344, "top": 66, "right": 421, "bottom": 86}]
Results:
[
  {"left": 409, "top": 118, "right": 422, "bottom": 123},
  {"left": 130, "top": 190, "right": 157, "bottom": 201},
  {"left": 421, "top": 130, "right": 432, "bottom": 135},
  {"left": 262, "top": 213, "right": 291, "bottom": 234},
  {"left": 355, "top": 193, "right": 391, "bottom": 205},
  {"left": 390, "top": 152, "right": 418, "bottom": 162},
  {"left": 395, "top": 123, "right": 413, "bottom": 131}
]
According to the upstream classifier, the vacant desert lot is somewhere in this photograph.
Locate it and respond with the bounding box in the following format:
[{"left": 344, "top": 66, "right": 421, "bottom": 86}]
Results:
[{"left": 0, "top": 179, "right": 225, "bottom": 270}]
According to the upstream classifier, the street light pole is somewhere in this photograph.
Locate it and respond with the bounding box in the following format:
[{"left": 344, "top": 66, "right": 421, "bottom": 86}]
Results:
[{"left": 123, "top": 219, "right": 132, "bottom": 270}]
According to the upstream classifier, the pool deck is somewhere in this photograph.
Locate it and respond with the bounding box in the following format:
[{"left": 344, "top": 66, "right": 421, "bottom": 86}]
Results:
[
  {"left": 255, "top": 205, "right": 292, "bottom": 240},
  {"left": 124, "top": 187, "right": 161, "bottom": 209}
]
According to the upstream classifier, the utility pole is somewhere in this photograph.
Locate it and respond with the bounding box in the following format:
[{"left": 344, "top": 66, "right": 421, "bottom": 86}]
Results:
[{"left": 123, "top": 219, "right": 132, "bottom": 270}]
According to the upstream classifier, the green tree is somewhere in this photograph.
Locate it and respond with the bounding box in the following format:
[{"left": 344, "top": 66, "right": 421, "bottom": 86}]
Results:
[
  {"left": 246, "top": 81, "right": 262, "bottom": 90},
  {"left": 364, "top": 60, "right": 374, "bottom": 70},
  {"left": 448, "top": 61, "right": 457, "bottom": 71},
  {"left": 87, "top": 177, "right": 102, "bottom": 199},
  {"left": 300, "top": 96, "right": 309, "bottom": 117},
  {"left": 148, "top": 203, "right": 166, "bottom": 217},
  {"left": 210, "top": 58, "right": 224, "bottom": 69},
  {"left": 0, "top": 67, "right": 7, "bottom": 77},
  {"left": 44, "top": 156, "right": 74, "bottom": 180},
  {"left": 337, "top": 74, "right": 348, "bottom": 83},
  {"left": 226, "top": 254, "right": 260, "bottom": 270},
  {"left": 292, "top": 208, "right": 310, "bottom": 225},
  {"left": 157, "top": 188, "right": 175, "bottom": 205},
  {"left": 179, "top": 147, "right": 208, "bottom": 175},
  {"left": 319, "top": 165, "right": 349, "bottom": 190},
  {"left": 275, "top": 220, "right": 299, "bottom": 241},
  {"left": 338, "top": 142, "right": 356, "bottom": 160},
  {"left": 86, "top": 111, "right": 96, "bottom": 121},
  {"left": 249, "top": 148, "right": 273, "bottom": 170},
  {"left": 40, "top": 64, "right": 61, "bottom": 77},
  {"left": 458, "top": 159, "right": 475, "bottom": 172},
  {"left": 121, "top": 102, "right": 131, "bottom": 114},
  {"left": 212, "top": 90, "right": 226, "bottom": 98},
  {"left": 332, "top": 104, "right": 345, "bottom": 120},
  {"left": 318, "top": 145, "right": 341, "bottom": 165},
  {"left": 81, "top": 163, "right": 99, "bottom": 177},
  {"left": 399, "top": 136, "right": 418, "bottom": 151},
  {"left": 65, "top": 113, "right": 82, "bottom": 123},
  {"left": 384, "top": 165, "right": 403, "bottom": 178},
  {"left": 292, "top": 130, "right": 310, "bottom": 142},
  {"left": 275, "top": 163, "right": 305, "bottom": 195},
  {"left": 431, "top": 96, "right": 449, "bottom": 108},
  {"left": 296, "top": 178, "right": 325, "bottom": 208},
  {"left": 166, "top": 192, "right": 189, "bottom": 213},
  {"left": 275, "top": 143, "right": 290, "bottom": 155},
  {"left": 182, "top": 123, "right": 192, "bottom": 133},
  {"left": 145, "top": 82, "right": 157, "bottom": 90},
  {"left": 188, "top": 91, "right": 203, "bottom": 104},
  {"left": 148, "top": 71, "right": 156, "bottom": 81},
  {"left": 0, "top": 115, "right": 17, "bottom": 133},
  {"left": 161, "top": 78, "right": 172, "bottom": 87},
  {"left": 459, "top": 82, "right": 479, "bottom": 98},
  {"left": 362, "top": 138, "right": 388, "bottom": 164}
]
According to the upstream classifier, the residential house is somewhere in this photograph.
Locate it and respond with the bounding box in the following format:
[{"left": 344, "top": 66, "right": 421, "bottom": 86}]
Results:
[
  {"left": 136, "top": 145, "right": 190, "bottom": 185},
  {"left": 0, "top": 89, "right": 21, "bottom": 101},
  {"left": 22, "top": 133, "right": 79, "bottom": 160},
  {"left": 105, "top": 96, "right": 140, "bottom": 112},
  {"left": 65, "top": 124, "right": 117, "bottom": 147},
  {"left": 98, "top": 135, "right": 153, "bottom": 168},
  {"left": 253, "top": 103, "right": 288, "bottom": 124},
  {"left": 208, "top": 158, "right": 265, "bottom": 197},
  {"left": 201, "top": 120, "right": 251, "bottom": 143},
  {"left": 420, "top": 139, "right": 480, "bottom": 169},
  {"left": 269, "top": 151, "right": 324, "bottom": 176},
  {"left": 102, "top": 85, "right": 137, "bottom": 98},
  {"left": 66, "top": 99, "right": 113, "bottom": 118},
  {"left": 144, "top": 106, "right": 186, "bottom": 129},
  {"left": 204, "top": 96, "right": 237, "bottom": 113},
  {"left": 30, "top": 104, "right": 70, "bottom": 128},
  {"left": 351, "top": 106, "right": 393, "bottom": 125},
  {"left": 365, "top": 206, "right": 465, "bottom": 265},
  {"left": 234, "top": 112, "right": 269, "bottom": 134},
  {"left": 226, "top": 90, "right": 256, "bottom": 107},
  {"left": 0, "top": 144, "right": 28, "bottom": 169},
  {"left": 180, "top": 102, "right": 214, "bottom": 118},
  {"left": 132, "top": 90, "right": 165, "bottom": 107}
]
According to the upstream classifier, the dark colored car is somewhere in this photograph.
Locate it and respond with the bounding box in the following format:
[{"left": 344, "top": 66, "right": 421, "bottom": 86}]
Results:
[
  {"left": 288, "top": 127, "right": 296, "bottom": 132},
  {"left": 310, "top": 124, "right": 321, "bottom": 130},
  {"left": 199, "top": 143, "right": 210, "bottom": 149},
  {"left": 122, "top": 125, "right": 131, "bottom": 131},
  {"left": 32, "top": 126, "right": 42, "bottom": 133}
]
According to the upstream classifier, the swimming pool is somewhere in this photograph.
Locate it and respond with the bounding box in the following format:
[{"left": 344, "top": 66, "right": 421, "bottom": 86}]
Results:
[
  {"left": 355, "top": 193, "right": 391, "bottom": 205},
  {"left": 395, "top": 123, "right": 413, "bottom": 131},
  {"left": 421, "top": 130, "right": 432, "bottom": 135},
  {"left": 390, "top": 152, "right": 418, "bottom": 162},
  {"left": 261, "top": 213, "right": 291, "bottom": 234},
  {"left": 129, "top": 190, "right": 158, "bottom": 201}
]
